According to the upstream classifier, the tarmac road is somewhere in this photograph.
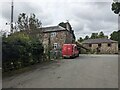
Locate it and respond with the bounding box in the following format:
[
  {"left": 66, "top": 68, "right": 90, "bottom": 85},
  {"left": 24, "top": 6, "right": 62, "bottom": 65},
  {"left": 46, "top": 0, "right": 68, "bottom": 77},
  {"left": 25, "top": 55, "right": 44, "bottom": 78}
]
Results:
[{"left": 3, "top": 54, "right": 118, "bottom": 88}]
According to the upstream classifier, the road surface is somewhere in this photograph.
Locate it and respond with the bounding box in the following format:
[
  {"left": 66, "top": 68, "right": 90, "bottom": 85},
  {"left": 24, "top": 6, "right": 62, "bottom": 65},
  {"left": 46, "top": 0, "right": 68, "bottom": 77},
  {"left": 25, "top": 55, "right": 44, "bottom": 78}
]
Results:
[{"left": 3, "top": 54, "right": 118, "bottom": 88}]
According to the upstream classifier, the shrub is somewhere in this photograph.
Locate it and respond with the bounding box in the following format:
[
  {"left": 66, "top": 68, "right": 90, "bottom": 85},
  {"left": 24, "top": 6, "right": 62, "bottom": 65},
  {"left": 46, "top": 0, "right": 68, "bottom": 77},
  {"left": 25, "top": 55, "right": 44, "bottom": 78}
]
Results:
[{"left": 2, "top": 32, "right": 44, "bottom": 72}]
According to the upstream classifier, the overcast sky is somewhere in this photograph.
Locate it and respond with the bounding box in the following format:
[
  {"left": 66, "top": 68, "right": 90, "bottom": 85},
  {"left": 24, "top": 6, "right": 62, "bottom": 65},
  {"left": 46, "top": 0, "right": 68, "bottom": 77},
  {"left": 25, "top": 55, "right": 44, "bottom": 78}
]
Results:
[{"left": 0, "top": 0, "right": 119, "bottom": 39}]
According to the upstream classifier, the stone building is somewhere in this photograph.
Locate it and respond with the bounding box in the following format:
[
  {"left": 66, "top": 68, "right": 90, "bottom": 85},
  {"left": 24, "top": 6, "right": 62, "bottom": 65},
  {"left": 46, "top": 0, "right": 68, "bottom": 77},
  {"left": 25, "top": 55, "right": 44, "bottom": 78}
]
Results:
[
  {"left": 82, "top": 38, "right": 118, "bottom": 54},
  {"left": 41, "top": 22, "right": 75, "bottom": 51},
  {"left": 20, "top": 22, "right": 75, "bottom": 52}
]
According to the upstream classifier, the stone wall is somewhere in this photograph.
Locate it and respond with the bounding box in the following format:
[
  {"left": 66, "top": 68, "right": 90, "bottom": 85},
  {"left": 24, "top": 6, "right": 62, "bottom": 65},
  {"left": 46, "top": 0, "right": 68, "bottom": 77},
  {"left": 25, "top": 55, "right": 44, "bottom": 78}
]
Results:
[
  {"left": 20, "top": 29, "right": 75, "bottom": 51},
  {"left": 100, "top": 43, "right": 118, "bottom": 54},
  {"left": 65, "top": 31, "right": 75, "bottom": 44},
  {"left": 43, "top": 31, "right": 67, "bottom": 50}
]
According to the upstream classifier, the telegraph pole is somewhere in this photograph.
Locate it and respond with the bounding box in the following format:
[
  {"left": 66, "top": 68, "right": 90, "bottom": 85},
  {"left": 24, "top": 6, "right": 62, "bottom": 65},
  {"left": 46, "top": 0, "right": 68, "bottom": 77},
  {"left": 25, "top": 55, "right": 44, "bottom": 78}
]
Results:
[
  {"left": 11, "top": 0, "right": 14, "bottom": 33},
  {"left": 118, "top": 0, "right": 120, "bottom": 52}
]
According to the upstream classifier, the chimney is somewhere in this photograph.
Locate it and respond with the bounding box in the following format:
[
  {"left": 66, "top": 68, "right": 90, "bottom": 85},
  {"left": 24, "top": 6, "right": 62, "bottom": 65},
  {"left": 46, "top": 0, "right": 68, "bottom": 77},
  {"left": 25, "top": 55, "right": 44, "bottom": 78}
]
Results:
[{"left": 66, "top": 21, "right": 69, "bottom": 30}]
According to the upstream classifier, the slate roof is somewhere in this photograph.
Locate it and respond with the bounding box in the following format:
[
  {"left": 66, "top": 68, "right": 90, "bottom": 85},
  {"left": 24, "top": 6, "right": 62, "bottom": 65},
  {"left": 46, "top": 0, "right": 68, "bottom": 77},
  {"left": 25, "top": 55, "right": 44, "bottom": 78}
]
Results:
[
  {"left": 41, "top": 25, "right": 66, "bottom": 32},
  {"left": 39, "top": 25, "right": 76, "bottom": 39},
  {"left": 82, "top": 38, "right": 118, "bottom": 44}
]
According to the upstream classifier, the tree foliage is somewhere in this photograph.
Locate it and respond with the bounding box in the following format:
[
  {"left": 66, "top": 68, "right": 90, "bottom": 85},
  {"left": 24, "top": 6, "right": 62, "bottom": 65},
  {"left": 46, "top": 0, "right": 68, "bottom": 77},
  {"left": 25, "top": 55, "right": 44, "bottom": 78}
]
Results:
[
  {"left": 17, "top": 13, "right": 42, "bottom": 31},
  {"left": 90, "top": 32, "right": 108, "bottom": 39},
  {"left": 29, "top": 14, "right": 42, "bottom": 30},
  {"left": 112, "top": 1, "right": 120, "bottom": 15},
  {"left": 98, "top": 31, "right": 104, "bottom": 38},
  {"left": 78, "top": 37, "right": 83, "bottom": 42},
  {"left": 17, "top": 13, "right": 29, "bottom": 31},
  {"left": 2, "top": 32, "right": 44, "bottom": 72},
  {"left": 90, "top": 33, "right": 98, "bottom": 39},
  {"left": 78, "top": 31, "right": 108, "bottom": 42},
  {"left": 111, "top": 1, "right": 120, "bottom": 48},
  {"left": 98, "top": 31, "right": 108, "bottom": 38},
  {"left": 84, "top": 35, "right": 89, "bottom": 40},
  {"left": 110, "top": 30, "right": 120, "bottom": 48}
]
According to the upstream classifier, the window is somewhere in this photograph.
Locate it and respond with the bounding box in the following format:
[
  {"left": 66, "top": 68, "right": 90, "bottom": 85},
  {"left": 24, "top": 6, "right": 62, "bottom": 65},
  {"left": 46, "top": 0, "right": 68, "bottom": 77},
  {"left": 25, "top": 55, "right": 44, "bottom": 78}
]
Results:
[
  {"left": 89, "top": 44, "right": 92, "bottom": 47},
  {"left": 53, "top": 43, "right": 58, "bottom": 49},
  {"left": 108, "top": 43, "right": 111, "bottom": 47},
  {"left": 98, "top": 43, "right": 101, "bottom": 47},
  {"left": 51, "top": 32, "right": 56, "bottom": 37}
]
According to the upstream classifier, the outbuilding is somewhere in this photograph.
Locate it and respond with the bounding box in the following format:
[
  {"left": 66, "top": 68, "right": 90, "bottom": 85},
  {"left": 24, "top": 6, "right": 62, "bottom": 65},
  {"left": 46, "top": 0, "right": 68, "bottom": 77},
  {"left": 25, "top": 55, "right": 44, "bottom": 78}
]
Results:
[{"left": 82, "top": 38, "right": 118, "bottom": 54}]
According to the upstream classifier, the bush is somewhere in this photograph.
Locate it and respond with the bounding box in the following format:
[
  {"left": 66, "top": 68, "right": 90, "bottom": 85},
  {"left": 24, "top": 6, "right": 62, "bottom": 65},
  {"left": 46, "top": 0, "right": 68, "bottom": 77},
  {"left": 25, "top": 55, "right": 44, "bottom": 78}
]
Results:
[{"left": 2, "top": 32, "right": 44, "bottom": 72}]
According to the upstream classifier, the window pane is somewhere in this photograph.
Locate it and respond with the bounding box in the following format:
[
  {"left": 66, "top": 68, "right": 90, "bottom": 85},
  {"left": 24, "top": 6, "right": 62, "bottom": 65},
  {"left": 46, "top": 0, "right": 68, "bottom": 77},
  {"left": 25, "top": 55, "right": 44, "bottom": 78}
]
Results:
[
  {"left": 51, "top": 32, "right": 56, "bottom": 37},
  {"left": 108, "top": 43, "right": 111, "bottom": 47},
  {"left": 98, "top": 44, "right": 101, "bottom": 47},
  {"left": 89, "top": 44, "right": 92, "bottom": 47}
]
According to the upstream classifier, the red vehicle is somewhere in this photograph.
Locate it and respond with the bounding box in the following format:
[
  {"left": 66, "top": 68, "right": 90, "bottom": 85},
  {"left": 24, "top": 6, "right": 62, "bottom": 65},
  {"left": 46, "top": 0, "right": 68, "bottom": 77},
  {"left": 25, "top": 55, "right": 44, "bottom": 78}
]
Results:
[{"left": 62, "top": 44, "right": 79, "bottom": 58}]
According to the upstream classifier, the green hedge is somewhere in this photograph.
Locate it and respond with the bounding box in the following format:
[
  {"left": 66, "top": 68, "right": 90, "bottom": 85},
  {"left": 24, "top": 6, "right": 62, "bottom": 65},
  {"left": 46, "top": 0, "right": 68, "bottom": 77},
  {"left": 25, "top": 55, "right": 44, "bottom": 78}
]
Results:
[{"left": 2, "top": 32, "right": 44, "bottom": 72}]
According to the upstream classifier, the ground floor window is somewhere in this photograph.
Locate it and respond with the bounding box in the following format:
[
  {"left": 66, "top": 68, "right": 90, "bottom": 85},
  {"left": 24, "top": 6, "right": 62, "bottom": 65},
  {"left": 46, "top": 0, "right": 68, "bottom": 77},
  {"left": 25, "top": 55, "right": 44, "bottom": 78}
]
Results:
[
  {"left": 108, "top": 43, "right": 111, "bottom": 47},
  {"left": 89, "top": 44, "right": 92, "bottom": 47},
  {"left": 53, "top": 43, "right": 58, "bottom": 49},
  {"left": 98, "top": 43, "right": 101, "bottom": 47}
]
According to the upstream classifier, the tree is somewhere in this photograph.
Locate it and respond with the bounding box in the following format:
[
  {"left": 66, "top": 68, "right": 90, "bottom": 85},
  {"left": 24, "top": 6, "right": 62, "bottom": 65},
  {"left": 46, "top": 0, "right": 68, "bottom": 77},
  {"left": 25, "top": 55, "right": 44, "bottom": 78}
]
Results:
[
  {"left": 2, "top": 32, "right": 44, "bottom": 71},
  {"left": 98, "top": 31, "right": 108, "bottom": 38},
  {"left": 110, "top": 30, "right": 120, "bottom": 48},
  {"left": 29, "top": 14, "right": 42, "bottom": 30},
  {"left": 111, "top": 1, "right": 120, "bottom": 49},
  {"left": 112, "top": 1, "right": 120, "bottom": 15},
  {"left": 110, "top": 31, "right": 118, "bottom": 40},
  {"left": 2, "top": 32, "right": 31, "bottom": 70},
  {"left": 17, "top": 13, "right": 42, "bottom": 31},
  {"left": 17, "top": 13, "right": 43, "bottom": 42},
  {"left": 90, "top": 33, "right": 98, "bottom": 39},
  {"left": 84, "top": 35, "right": 89, "bottom": 40},
  {"left": 78, "top": 32, "right": 108, "bottom": 42},
  {"left": 17, "top": 13, "right": 29, "bottom": 31},
  {"left": 98, "top": 31, "right": 104, "bottom": 38},
  {"left": 78, "top": 37, "right": 83, "bottom": 42}
]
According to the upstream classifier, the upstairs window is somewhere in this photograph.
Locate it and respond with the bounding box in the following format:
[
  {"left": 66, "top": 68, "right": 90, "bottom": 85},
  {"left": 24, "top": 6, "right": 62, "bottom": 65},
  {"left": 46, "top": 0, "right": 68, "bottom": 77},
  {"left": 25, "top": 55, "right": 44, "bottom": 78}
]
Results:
[{"left": 51, "top": 32, "right": 56, "bottom": 37}]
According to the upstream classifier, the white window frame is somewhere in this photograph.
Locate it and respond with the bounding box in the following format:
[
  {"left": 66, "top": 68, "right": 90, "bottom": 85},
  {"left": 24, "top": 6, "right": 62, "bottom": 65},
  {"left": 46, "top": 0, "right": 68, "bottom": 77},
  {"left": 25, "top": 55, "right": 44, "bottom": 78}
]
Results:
[
  {"left": 53, "top": 43, "right": 58, "bottom": 49},
  {"left": 51, "top": 32, "right": 56, "bottom": 37}
]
